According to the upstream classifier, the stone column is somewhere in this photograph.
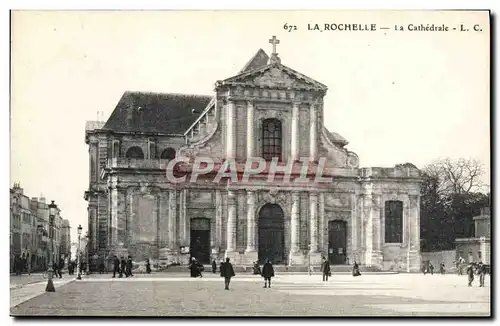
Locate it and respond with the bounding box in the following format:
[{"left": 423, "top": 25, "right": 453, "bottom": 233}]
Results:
[
  {"left": 350, "top": 193, "right": 359, "bottom": 262},
  {"left": 244, "top": 191, "right": 257, "bottom": 264},
  {"left": 289, "top": 191, "right": 303, "bottom": 265},
  {"left": 246, "top": 101, "right": 254, "bottom": 158},
  {"left": 290, "top": 102, "right": 300, "bottom": 161},
  {"left": 158, "top": 191, "right": 170, "bottom": 261},
  {"left": 407, "top": 194, "right": 421, "bottom": 272},
  {"left": 225, "top": 190, "right": 237, "bottom": 256},
  {"left": 226, "top": 100, "right": 235, "bottom": 159},
  {"left": 168, "top": 190, "right": 177, "bottom": 249},
  {"left": 309, "top": 103, "right": 318, "bottom": 162},
  {"left": 215, "top": 190, "right": 222, "bottom": 249},
  {"left": 362, "top": 191, "right": 373, "bottom": 266},
  {"left": 371, "top": 193, "right": 383, "bottom": 268},
  {"left": 309, "top": 192, "right": 321, "bottom": 265}
]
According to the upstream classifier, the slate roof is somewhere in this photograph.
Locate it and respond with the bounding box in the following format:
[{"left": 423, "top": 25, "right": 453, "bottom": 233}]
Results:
[{"left": 102, "top": 91, "right": 212, "bottom": 134}]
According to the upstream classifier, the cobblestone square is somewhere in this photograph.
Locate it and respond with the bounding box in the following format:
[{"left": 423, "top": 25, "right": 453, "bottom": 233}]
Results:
[{"left": 10, "top": 273, "right": 490, "bottom": 317}]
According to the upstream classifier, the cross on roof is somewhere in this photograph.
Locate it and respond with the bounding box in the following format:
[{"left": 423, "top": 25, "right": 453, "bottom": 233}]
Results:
[{"left": 269, "top": 36, "right": 280, "bottom": 55}]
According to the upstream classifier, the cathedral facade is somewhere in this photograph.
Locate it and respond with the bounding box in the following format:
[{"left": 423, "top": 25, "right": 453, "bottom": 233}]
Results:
[{"left": 85, "top": 39, "right": 422, "bottom": 271}]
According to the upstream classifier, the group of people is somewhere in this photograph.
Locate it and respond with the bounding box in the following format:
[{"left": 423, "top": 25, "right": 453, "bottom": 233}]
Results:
[
  {"left": 467, "top": 262, "right": 488, "bottom": 287},
  {"left": 112, "top": 255, "right": 135, "bottom": 278},
  {"left": 321, "top": 257, "right": 361, "bottom": 281},
  {"left": 422, "top": 261, "right": 446, "bottom": 275}
]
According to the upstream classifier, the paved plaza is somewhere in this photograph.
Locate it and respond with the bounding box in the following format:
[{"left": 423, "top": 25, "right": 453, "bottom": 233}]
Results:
[{"left": 10, "top": 273, "right": 490, "bottom": 317}]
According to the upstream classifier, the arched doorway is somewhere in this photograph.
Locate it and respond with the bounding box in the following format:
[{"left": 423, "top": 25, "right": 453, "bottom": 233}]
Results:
[
  {"left": 190, "top": 218, "right": 211, "bottom": 264},
  {"left": 258, "top": 204, "right": 285, "bottom": 264}
]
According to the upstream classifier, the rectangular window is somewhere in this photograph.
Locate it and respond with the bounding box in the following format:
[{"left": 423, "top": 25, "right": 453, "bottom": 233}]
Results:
[{"left": 385, "top": 200, "right": 403, "bottom": 243}]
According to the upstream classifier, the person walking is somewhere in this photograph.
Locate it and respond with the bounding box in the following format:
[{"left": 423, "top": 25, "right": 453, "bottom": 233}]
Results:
[
  {"left": 467, "top": 263, "right": 475, "bottom": 287},
  {"left": 145, "top": 259, "right": 152, "bottom": 274},
  {"left": 120, "top": 257, "right": 127, "bottom": 278},
  {"left": 440, "top": 262, "right": 446, "bottom": 275},
  {"left": 221, "top": 257, "right": 235, "bottom": 290},
  {"left": 261, "top": 259, "right": 275, "bottom": 288},
  {"left": 112, "top": 256, "right": 120, "bottom": 278},
  {"left": 478, "top": 262, "right": 486, "bottom": 287},
  {"left": 212, "top": 259, "right": 217, "bottom": 274},
  {"left": 126, "top": 256, "right": 134, "bottom": 277},
  {"left": 321, "top": 257, "right": 331, "bottom": 282}
]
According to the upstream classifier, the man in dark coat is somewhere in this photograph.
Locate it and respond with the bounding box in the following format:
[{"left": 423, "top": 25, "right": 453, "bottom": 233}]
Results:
[
  {"left": 126, "top": 256, "right": 134, "bottom": 277},
  {"left": 57, "top": 257, "right": 64, "bottom": 278},
  {"left": 120, "top": 257, "right": 127, "bottom": 277},
  {"left": 261, "top": 259, "right": 275, "bottom": 288},
  {"left": 352, "top": 261, "right": 361, "bottom": 277},
  {"left": 219, "top": 260, "right": 225, "bottom": 277},
  {"left": 112, "top": 256, "right": 121, "bottom": 278},
  {"left": 467, "top": 263, "right": 475, "bottom": 287},
  {"left": 221, "top": 257, "right": 235, "bottom": 290},
  {"left": 478, "top": 262, "right": 486, "bottom": 287},
  {"left": 321, "top": 257, "right": 331, "bottom": 282},
  {"left": 146, "top": 259, "right": 152, "bottom": 274},
  {"left": 189, "top": 257, "right": 200, "bottom": 278},
  {"left": 212, "top": 259, "right": 217, "bottom": 274},
  {"left": 429, "top": 263, "right": 434, "bottom": 275}
]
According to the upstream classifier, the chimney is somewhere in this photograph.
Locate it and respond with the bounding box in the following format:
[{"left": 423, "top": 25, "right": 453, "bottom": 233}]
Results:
[{"left": 12, "top": 182, "right": 23, "bottom": 195}]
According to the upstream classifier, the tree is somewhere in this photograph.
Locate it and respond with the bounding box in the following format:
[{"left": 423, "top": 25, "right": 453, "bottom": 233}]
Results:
[
  {"left": 420, "top": 158, "right": 489, "bottom": 252},
  {"left": 425, "top": 158, "right": 486, "bottom": 195}
]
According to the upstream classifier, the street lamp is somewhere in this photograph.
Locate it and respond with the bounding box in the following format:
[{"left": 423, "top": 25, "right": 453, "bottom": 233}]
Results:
[
  {"left": 45, "top": 200, "right": 57, "bottom": 292},
  {"left": 76, "top": 224, "right": 82, "bottom": 280}
]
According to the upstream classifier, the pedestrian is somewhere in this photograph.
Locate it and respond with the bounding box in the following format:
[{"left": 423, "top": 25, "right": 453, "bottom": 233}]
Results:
[
  {"left": 221, "top": 257, "right": 235, "bottom": 290},
  {"left": 478, "top": 262, "right": 486, "bottom": 287},
  {"left": 422, "top": 262, "right": 427, "bottom": 275},
  {"left": 212, "top": 259, "right": 217, "bottom": 274},
  {"left": 467, "top": 263, "right": 475, "bottom": 287},
  {"left": 99, "top": 257, "right": 105, "bottom": 274},
  {"left": 146, "top": 259, "right": 151, "bottom": 274},
  {"left": 219, "top": 260, "right": 225, "bottom": 277},
  {"left": 127, "top": 256, "right": 134, "bottom": 277},
  {"left": 429, "top": 263, "right": 434, "bottom": 275},
  {"left": 352, "top": 261, "right": 361, "bottom": 277},
  {"left": 253, "top": 261, "right": 261, "bottom": 275},
  {"left": 120, "top": 257, "right": 127, "bottom": 277},
  {"left": 58, "top": 257, "right": 64, "bottom": 278},
  {"left": 196, "top": 259, "right": 204, "bottom": 277},
  {"left": 440, "top": 262, "right": 445, "bottom": 275},
  {"left": 190, "top": 257, "right": 199, "bottom": 278},
  {"left": 321, "top": 256, "right": 331, "bottom": 282},
  {"left": 261, "top": 258, "right": 275, "bottom": 288},
  {"left": 112, "top": 256, "right": 120, "bottom": 278}
]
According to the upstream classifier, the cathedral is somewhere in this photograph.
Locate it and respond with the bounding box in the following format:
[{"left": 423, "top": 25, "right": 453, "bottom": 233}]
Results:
[{"left": 85, "top": 37, "right": 422, "bottom": 272}]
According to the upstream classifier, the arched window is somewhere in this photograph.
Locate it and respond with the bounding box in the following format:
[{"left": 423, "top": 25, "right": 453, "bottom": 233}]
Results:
[
  {"left": 261, "top": 119, "right": 282, "bottom": 161},
  {"left": 385, "top": 200, "right": 403, "bottom": 243},
  {"left": 125, "top": 146, "right": 144, "bottom": 159},
  {"left": 160, "top": 147, "right": 176, "bottom": 160}
]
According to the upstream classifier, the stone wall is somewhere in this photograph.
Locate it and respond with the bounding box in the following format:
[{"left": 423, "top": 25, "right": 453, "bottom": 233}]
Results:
[{"left": 421, "top": 250, "right": 457, "bottom": 270}]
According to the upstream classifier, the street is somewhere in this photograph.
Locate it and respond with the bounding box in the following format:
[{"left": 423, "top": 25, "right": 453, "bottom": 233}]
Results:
[{"left": 10, "top": 273, "right": 490, "bottom": 316}]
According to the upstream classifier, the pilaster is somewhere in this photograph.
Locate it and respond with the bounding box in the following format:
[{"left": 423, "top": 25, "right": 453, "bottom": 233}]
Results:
[
  {"left": 226, "top": 100, "right": 235, "bottom": 159},
  {"left": 246, "top": 101, "right": 254, "bottom": 158},
  {"left": 309, "top": 102, "right": 318, "bottom": 162},
  {"left": 290, "top": 102, "right": 300, "bottom": 162},
  {"left": 225, "top": 190, "right": 237, "bottom": 254}
]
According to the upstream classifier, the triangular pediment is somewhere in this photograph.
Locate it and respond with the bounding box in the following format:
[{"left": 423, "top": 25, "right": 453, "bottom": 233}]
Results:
[{"left": 219, "top": 63, "right": 328, "bottom": 92}]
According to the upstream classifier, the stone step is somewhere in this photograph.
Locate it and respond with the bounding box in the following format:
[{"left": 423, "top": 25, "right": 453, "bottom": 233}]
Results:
[{"left": 160, "top": 265, "right": 382, "bottom": 273}]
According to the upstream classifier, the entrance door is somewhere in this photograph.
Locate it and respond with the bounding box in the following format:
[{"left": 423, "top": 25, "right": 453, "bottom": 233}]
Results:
[
  {"left": 190, "top": 218, "right": 211, "bottom": 264},
  {"left": 328, "top": 220, "right": 347, "bottom": 265},
  {"left": 258, "top": 204, "right": 285, "bottom": 264}
]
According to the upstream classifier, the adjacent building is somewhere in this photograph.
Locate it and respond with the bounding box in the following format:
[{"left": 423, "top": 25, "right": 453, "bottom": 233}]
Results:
[
  {"left": 85, "top": 39, "right": 422, "bottom": 271},
  {"left": 10, "top": 183, "right": 71, "bottom": 272}
]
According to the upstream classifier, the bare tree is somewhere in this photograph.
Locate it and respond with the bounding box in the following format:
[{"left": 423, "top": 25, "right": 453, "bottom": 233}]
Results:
[{"left": 423, "top": 158, "right": 487, "bottom": 195}]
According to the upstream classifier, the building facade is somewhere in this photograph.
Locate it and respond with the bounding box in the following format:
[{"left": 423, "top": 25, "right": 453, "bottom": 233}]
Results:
[
  {"left": 10, "top": 183, "right": 70, "bottom": 272},
  {"left": 85, "top": 42, "right": 422, "bottom": 271}
]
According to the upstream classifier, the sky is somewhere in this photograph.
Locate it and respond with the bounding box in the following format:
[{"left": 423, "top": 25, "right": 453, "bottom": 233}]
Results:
[{"left": 10, "top": 10, "right": 490, "bottom": 242}]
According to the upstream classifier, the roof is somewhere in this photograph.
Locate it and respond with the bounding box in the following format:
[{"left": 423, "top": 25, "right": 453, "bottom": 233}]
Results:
[
  {"left": 102, "top": 91, "right": 212, "bottom": 134},
  {"left": 239, "top": 48, "right": 269, "bottom": 73}
]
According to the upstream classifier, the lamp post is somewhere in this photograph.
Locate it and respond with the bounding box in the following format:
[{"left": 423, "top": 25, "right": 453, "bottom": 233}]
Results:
[
  {"left": 76, "top": 225, "right": 82, "bottom": 280},
  {"left": 45, "top": 200, "right": 57, "bottom": 292}
]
